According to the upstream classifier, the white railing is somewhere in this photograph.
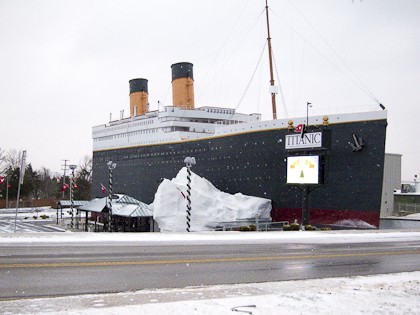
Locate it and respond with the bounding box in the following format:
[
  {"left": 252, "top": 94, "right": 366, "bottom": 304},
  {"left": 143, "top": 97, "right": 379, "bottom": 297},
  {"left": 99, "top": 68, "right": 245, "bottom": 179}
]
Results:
[{"left": 395, "top": 203, "right": 420, "bottom": 216}]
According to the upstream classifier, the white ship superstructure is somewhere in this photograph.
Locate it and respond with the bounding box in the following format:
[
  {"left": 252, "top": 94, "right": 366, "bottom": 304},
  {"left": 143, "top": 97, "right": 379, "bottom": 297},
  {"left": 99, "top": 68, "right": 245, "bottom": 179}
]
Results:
[{"left": 93, "top": 105, "right": 261, "bottom": 150}]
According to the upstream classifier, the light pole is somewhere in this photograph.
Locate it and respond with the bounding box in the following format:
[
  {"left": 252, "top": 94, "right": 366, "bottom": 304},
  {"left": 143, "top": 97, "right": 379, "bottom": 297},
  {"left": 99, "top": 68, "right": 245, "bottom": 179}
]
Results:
[
  {"left": 184, "top": 157, "right": 196, "bottom": 232},
  {"left": 107, "top": 161, "right": 117, "bottom": 232},
  {"left": 69, "top": 164, "right": 77, "bottom": 230},
  {"left": 306, "top": 102, "right": 312, "bottom": 127}
]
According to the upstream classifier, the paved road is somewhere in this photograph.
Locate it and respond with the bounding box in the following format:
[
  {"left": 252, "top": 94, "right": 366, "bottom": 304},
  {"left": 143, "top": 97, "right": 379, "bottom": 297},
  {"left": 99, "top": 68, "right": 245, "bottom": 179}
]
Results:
[{"left": 1, "top": 239, "right": 420, "bottom": 300}]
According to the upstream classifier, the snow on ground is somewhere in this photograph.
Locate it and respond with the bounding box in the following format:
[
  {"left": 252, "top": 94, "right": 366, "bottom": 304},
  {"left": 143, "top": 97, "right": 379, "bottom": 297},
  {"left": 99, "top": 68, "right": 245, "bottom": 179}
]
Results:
[
  {"left": 1, "top": 272, "right": 419, "bottom": 315},
  {"left": 1, "top": 229, "right": 420, "bottom": 245},
  {"left": 1, "top": 230, "right": 420, "bottom": 314}
]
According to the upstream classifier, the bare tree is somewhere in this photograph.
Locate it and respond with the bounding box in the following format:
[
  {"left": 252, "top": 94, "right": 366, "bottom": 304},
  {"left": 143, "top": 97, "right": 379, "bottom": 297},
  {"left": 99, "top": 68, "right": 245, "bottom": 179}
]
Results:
[
  {"left": 74, "top": 155, "right": 92, "bottom": 200},
  {"left": 0, "top": 147, "right": 5, "bottom": 174},
  {"left": 5, "top": 149, "right": 23, "bottom": 170},
  {"left": 78, "top": 155, "right": 92, "bottom": 182}
]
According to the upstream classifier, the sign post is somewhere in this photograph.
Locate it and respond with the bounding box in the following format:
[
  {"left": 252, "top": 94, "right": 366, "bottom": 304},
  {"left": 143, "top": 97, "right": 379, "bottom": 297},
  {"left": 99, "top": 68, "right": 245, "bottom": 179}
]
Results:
[{"left": 14, "top": 150, "right": 27, "bottom": 233}]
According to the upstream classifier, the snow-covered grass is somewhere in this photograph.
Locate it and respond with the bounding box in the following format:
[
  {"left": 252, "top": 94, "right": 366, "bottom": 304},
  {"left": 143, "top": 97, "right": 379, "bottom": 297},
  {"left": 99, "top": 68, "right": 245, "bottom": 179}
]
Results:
[{"left": 1, "top": 229, "right": 420, "bottom": 245}]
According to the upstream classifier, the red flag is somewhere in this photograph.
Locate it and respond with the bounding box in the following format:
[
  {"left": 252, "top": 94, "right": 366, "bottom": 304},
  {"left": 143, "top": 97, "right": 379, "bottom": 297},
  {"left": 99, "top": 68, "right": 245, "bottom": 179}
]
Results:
[
  {"left": 294, "top": 124, "right": 304, "bottom": 133},
  {"left": 61, "top": 184, "right": 69, "bottom": 192},
  {"left": 0, "top": 176, "right": 5, "bottom": 184},
  {"left": 100, "top": 183, "right": 107, "bottom": 194}
]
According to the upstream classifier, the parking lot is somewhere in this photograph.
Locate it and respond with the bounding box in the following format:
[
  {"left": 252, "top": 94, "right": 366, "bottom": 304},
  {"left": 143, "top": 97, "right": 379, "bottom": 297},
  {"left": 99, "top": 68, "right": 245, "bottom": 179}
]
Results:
[{"left": 0, "top": 208, "right": 65, "bottom": 233}]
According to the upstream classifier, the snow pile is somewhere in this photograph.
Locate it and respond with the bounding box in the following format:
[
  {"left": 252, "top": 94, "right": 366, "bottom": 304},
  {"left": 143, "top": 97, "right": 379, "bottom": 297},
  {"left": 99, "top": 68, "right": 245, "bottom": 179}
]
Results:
[
  {"left": 333, "top": 219, "right": 376, "bottom": 229},
  {"left": 152, "top": 167, "right": 272, "bottom": 232}
]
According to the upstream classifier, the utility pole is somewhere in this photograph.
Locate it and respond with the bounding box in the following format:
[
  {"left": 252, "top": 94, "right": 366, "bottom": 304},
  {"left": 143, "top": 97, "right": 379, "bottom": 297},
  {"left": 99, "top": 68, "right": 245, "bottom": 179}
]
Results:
[{"left": 61, "top": 159, "right": 69, "bottom": 199}]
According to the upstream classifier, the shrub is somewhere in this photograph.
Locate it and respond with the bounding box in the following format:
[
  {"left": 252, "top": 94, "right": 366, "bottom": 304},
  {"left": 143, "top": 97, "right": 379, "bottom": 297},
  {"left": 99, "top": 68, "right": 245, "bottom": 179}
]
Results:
[
  {"left": 249, "top": 224, "right": 256, "bottom": 231},
  {"left": 33, "top": 216, "right": 38, "bottom": 220},
  {"left": 304, "top": 224, "right": 316, "bottom": 231},
  {"left": 40, "top": 215, "right": 49, "bottom": 220},
  {"left": 290, "top": 222, "right": 300, "bottom": 231},
  {"left": 240, "top": 226, "right": 251, "bottom": 231},
  {"left": 283, "top": 224, "right": 291, "bottom": 231}
]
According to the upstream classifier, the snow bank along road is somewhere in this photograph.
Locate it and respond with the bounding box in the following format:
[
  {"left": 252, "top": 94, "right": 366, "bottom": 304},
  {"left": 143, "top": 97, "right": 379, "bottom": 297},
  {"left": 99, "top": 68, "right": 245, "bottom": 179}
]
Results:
[{"left": 0, "top": 230, "right": 420, "bottom": 301}]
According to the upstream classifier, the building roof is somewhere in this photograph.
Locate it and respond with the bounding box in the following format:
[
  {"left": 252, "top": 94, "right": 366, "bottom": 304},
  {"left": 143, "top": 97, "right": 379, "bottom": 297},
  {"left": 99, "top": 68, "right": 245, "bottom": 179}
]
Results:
[
  {"left": 58, "top": 200, "right": 89, "bottom": 207},
  {"left": 78, "top": 194, "right": 152, "bottom": 217},
  {"left": 112, "top": 203, "right": 153, "bottom": 217},
  {"left": 78, "top": 198, "right": 107, "bottom": 212}
]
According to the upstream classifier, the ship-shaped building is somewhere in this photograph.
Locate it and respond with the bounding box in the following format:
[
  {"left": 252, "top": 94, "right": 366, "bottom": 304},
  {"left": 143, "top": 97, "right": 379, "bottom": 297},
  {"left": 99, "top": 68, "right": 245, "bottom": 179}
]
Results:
[{"left": 92, "top": 62, "right": 387, "bottom": 228}]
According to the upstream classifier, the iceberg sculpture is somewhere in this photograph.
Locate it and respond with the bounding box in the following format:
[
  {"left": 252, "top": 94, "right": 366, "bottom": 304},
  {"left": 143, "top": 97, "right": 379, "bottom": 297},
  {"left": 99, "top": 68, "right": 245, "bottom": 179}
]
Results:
[{"left": 152, "top": 167, "right": 272, "bottom": 232}]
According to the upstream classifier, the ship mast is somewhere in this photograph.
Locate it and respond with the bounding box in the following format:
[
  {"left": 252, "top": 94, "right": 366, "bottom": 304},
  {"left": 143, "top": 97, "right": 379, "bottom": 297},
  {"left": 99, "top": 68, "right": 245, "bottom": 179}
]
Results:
[{"left": 265, "top": 0, "right": 277, "bottom": 120}]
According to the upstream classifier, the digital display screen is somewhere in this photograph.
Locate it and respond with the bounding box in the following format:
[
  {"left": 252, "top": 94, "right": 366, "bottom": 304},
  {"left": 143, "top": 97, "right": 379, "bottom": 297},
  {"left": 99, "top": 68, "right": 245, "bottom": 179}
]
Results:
[{"left": 287, "top": 156, "right": 320, "bottom": 184}]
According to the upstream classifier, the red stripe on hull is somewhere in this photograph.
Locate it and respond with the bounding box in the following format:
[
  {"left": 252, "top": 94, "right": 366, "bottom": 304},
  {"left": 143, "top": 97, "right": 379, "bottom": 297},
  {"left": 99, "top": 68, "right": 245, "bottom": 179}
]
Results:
[{"left": 272, "top": 208, "right": 380, "bottom": 229}]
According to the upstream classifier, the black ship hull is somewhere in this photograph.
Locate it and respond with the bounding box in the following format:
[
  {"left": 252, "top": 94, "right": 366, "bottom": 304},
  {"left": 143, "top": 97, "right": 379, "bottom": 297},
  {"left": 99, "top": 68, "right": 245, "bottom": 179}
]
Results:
[{"left": 92, "top": 117, "right": 387, "bottom": 228}]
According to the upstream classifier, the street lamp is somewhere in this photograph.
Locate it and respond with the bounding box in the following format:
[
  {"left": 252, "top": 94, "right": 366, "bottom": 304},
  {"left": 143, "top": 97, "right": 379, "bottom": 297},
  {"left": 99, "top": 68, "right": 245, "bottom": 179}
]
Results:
[
  {"left": 69, "top": 164, "right": 77, "bottom": 230},
  {"left": 107, "top": 161, "right": 117, "bottom": 232},
  {"left": 184, "top": 157, "right": 196, "bottom": 232},
  {"left": 306, "top": 102, "right": 312, "bottom": 127}
]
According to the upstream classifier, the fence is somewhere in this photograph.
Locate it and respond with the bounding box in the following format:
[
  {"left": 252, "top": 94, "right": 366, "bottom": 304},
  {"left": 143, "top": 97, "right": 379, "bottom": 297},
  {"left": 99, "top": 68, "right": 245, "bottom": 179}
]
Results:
[
  {"left": 395, "top": 202, "right": 420, "bottom": 216},
  {"left": 216, "top": 220, "right": 289, "bottom": 231},
  {"left": 0, "top": 199, "right": 57, "bottom": 209}
]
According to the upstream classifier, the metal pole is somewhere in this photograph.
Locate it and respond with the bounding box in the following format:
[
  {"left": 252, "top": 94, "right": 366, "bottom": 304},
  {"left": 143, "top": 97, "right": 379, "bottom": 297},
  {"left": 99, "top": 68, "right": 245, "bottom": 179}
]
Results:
[
  {"left": 265, "top": 0, "right": 277, "bottom": 120},
  {"left": 302, "top": 186, "right": 310, "bottom": 226},
  {"left": 14, "top": 150, "right": 26, "bottom": 233},
  {"left": 70, "top": 174, "right": 74, "bottom": 229},
  {"left": 61, "top": 159, "right": 69, "bottom": 200},
  {"left": 107, "top": 161, "right": 116, "bottom": 232},
  {"left": 184, "top": 157, "right": 196, "bottom": 232},
  {"left": 306, "top": 102, "right": 312, "bottom": 126},
  {"left": 186, "top": 166, "right": 192, "bottom": 232},
  {"left": 69, "top": 165, "right": 76, "bottom": 230},
  {"left": 108, "top": 166, "right": 113, "bottom": 232}
]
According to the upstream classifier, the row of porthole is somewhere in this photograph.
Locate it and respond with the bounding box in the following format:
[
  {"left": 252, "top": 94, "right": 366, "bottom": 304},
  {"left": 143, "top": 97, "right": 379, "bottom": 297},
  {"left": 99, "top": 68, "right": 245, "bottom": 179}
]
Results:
[{"left": 107, "top": 148, "right": 208, "bottom": 161}]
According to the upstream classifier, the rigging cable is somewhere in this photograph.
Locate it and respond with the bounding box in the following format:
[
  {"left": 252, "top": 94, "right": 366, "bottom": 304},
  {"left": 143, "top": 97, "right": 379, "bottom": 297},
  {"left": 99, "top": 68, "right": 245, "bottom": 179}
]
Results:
[
  {"left": 196, "top": 1, "right": 260, "bottom": 102},
  {"left": 270, "top": 4, "right": 381, "bottom": 105},
  {"left": 286, "top": 0, "right": 380, "bottom": 104},
  {"left": 271, "top": 47, "right": 289, "bottom": 118},
  {"left": 234, "top": 42, "right": 267, "bottom": 112}
]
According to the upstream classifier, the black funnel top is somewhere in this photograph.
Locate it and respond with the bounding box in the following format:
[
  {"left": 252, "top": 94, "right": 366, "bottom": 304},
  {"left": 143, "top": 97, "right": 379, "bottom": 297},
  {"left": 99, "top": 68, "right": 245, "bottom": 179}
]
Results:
[
  {"left": 129, "top": 78, "right": 148, "bottom": 94},
  {"left": 171, "top": 62, "right": 194, "bottom": 81}
]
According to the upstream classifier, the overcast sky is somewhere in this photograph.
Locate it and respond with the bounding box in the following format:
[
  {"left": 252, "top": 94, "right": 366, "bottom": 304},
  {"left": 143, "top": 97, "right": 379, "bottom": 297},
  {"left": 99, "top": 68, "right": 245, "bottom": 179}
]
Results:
[{"left": 0, "top": 0, "right": 419, "bottom": 181}]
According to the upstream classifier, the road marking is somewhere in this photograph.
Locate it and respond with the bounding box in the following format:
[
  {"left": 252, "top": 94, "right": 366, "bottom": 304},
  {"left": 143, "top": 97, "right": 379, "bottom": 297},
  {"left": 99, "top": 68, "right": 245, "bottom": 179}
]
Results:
[{"left": 1, "top": 249, "right": 420, "bottom": 269}]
